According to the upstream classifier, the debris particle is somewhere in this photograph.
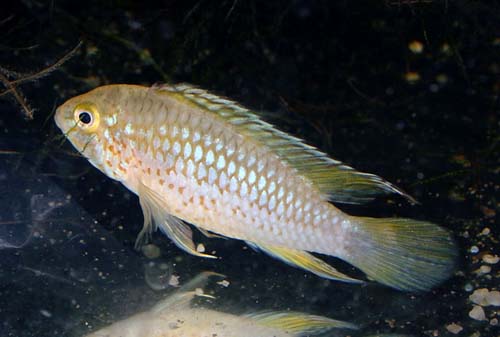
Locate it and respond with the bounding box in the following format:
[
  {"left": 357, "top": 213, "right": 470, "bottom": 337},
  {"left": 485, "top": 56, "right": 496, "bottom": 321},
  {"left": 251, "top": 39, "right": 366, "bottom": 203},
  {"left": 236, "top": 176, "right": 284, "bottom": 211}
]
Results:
[
  {"left": 446, "top": 322, "right": 463, "bottom": 334},
  {"left": 405, "top": 71, "right": 420, "bottom": 83},
  {"left": 168, "top": 274, "right": 180, "bottom": 287},
  {"left": 196, "top": 243, "right": 205, "bottom": 253},
  {"left": 479, "top": 227, "right": 491, "bottom": 236},
  {"left": 490, "top": 318, "right": 498, "bottom": 326},
  {"left": 469, "top": 305, "right": 487, "bottom": 321},
  {"left": 470, "top": 246, "right": 479, "bottom": 254},
  {"left": 408, "top": 40, "right": 424, "bottom": 53},
  {"left": 217, "top": 279, "right": 230, "bottom": 287},
  {"left": 40, "top": 309, "right": 52, "bottom": 318}
]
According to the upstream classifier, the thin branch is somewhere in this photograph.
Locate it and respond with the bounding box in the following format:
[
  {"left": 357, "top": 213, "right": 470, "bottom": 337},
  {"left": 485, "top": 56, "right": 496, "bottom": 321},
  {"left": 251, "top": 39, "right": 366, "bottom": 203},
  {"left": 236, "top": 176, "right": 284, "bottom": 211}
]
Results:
[
  {"left": 0, "top": 41, "right": 82, "bottom": 119},
  {"left": 0, "top": 71, "right": 34, "bottom": 119}
]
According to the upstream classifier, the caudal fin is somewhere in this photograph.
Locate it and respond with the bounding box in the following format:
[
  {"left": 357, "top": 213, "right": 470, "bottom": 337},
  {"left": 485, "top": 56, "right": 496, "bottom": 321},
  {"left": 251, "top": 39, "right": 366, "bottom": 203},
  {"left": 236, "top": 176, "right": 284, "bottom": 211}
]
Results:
[{"left": 345, "top": 217, "right": 457, "bottom": 291}]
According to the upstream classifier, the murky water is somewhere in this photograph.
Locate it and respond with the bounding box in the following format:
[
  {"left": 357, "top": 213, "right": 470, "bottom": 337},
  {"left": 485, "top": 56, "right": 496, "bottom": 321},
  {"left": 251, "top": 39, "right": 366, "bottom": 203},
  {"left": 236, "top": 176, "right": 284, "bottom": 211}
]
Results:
[{"left": 1, "top": 1, "right": 498, "bottom": 336}]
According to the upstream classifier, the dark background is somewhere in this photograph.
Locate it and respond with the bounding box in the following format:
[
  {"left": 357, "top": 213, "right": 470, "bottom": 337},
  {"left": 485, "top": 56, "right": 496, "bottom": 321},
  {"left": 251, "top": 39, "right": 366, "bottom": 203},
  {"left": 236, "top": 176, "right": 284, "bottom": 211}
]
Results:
[{"left": 0, "top": 1, "right": 498, "bottom": 336}]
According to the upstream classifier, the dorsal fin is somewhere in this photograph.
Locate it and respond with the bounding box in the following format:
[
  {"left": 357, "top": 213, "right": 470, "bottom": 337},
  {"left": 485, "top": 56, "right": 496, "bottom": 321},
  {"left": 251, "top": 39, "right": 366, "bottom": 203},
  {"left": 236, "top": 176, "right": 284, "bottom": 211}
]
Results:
[{"left": 155, "top": 83, "right": 415, "bottom": 204}]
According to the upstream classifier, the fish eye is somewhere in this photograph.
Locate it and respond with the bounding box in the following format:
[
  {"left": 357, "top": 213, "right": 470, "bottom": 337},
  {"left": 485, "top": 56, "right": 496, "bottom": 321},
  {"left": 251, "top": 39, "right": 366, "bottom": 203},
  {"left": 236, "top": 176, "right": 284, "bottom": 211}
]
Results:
[
  {"left": 78, "top": 111, "right": 92, "bottom": 124},
  {"left": 73, "top": 103, "right": 100, "bottom": 131}
]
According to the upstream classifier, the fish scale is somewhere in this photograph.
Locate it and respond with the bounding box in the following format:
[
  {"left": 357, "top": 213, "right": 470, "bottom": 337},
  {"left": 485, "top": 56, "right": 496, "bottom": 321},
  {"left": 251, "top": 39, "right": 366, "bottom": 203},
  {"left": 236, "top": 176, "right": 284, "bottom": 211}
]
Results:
[
  {"left": 55, "top": 83, "right": 457, "bottom": 291},
  {"left": 126, "top": 104, "right": 341, "bottom": 252}
]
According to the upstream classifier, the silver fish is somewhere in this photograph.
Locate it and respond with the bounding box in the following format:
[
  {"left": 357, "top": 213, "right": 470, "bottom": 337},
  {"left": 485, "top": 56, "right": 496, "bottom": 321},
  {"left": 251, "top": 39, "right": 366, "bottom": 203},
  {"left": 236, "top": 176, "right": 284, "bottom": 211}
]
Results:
[{"left": 55, "top": 83, "right": 457, "bottom": 291}]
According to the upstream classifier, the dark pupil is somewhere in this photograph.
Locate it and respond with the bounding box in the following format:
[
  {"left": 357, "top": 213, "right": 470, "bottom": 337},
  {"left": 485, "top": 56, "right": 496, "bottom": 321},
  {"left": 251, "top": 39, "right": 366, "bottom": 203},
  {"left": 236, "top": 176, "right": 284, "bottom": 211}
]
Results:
[{"left": 78, "top": 111, "right": 92, "bottom": 124}]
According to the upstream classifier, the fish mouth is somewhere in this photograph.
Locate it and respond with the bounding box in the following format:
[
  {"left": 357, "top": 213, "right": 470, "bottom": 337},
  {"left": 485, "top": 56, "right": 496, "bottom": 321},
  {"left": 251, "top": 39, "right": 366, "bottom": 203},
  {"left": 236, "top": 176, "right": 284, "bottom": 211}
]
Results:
[{"left": 54, "top": 106, "right": 66, "bottom": 131}]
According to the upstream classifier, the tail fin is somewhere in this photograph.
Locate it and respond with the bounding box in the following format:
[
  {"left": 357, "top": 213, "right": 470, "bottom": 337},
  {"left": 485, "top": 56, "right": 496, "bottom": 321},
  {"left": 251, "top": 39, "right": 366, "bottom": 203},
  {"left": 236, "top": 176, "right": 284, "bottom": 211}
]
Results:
[{"left": 344, "top": 217, "right": 457, "bottom": 291}]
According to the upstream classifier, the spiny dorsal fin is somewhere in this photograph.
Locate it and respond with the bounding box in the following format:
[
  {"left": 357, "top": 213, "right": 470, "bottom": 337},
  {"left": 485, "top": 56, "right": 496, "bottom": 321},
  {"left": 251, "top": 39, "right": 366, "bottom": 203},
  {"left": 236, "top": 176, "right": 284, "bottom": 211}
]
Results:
[
  {"left": 245, "top": 311, "right": 358, "bottom": 335},
  {"left": 155, "top": 83, "right": 415, "bottom": 204}
]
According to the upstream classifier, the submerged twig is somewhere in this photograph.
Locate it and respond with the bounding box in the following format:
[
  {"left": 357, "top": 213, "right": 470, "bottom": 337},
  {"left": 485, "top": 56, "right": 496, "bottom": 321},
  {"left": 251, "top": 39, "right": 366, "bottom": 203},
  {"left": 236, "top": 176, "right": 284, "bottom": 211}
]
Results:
[{"left": 0, "top": 41, "right": 82, "bottom": 119}]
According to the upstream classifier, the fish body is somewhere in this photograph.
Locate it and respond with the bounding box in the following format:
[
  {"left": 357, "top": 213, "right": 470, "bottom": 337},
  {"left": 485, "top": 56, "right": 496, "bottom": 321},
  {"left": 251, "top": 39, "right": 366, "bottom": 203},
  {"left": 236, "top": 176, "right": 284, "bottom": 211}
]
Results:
[
  {"left": 84, "top": 272, "right": 356, "bottom": 337},
  {"left": 55, "top": 83, "right": 457, "bottom": 291},
  {"left": 86, "top": 308, "right": 310, "bottom": 337}
]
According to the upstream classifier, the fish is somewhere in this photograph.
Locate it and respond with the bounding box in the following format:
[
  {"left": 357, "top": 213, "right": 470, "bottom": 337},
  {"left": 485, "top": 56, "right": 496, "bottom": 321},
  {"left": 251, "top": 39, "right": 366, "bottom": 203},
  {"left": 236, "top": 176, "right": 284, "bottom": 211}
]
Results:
[
  {"left": 55, "top": 83, "right": 457, "bottom": 291},
  {"left": 83, "top": 272, "right": 357, "bottom": 337}
]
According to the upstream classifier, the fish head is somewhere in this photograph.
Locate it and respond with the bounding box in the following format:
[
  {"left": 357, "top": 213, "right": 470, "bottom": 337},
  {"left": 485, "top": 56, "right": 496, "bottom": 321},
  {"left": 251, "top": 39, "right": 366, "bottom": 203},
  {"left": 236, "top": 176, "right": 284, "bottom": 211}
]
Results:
[{"left": 55, "top": 85, "right": 131, "bottom": 181}]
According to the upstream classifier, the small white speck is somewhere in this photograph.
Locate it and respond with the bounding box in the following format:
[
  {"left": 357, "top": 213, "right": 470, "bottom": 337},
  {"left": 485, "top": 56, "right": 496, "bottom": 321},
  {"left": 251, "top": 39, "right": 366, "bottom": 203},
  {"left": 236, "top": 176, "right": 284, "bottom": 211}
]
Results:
[
  {"left": 198, "top": 163, "right": 207, "bottom": 179},
  {"left": 173, "top": 142, "right": 181, "bottom": 155},
  {"left": 105, "top": 115, "right": 116, "bottom": 126},
  {"left": 227, "top": 161, "right": 236, "bottom": 176},
  {"left": 216, "top": 155, "right": 226, "bottom": 170},
  {"left": 249, "top": 186, "right": 258, "bottom": 201},
  {"left": 268, "top": 181, "right": 276, "bottom": 194},
  {"left": 248, "top": 155, "right": 256, "bottom": 166},
  {"left": 229, "top": 176, "right": 238, "bottom": 192},
  {"left": 124, "top": 122, "right": 134, "bottom": 135},
  {"left": 206, "top": 150, "right": 215, "bottom": 165},
  {"left": 153, "top": 137, "right": 160, "bottom": 149},
  {"left": 259, "top": 191, "right": 268, "bottom": 207},
  {"left": 186, "top": 160, "right": 195, "bottom": 176},
  {"left": 237, "top": 167, "right": 246, "bottom": 181},
  {"left": 175, "top": 158, "right": 184, "bottom": 172},
  {"left": 208, "top": 167, "right": 217, "bottom": 184},
  {"left": 40, "top": 309, "right": 52, "bottom": 318},
  {"left": 258, "top": 176, "right": 266, "bottom": 190},
  {"left": 194, "top": 146, "right": 203, "bottom": 162},
  {"left": 159, "top": 125, "right": 167, "bottom": 135},
  {"left": 219, "top": 172, "right": 228, "bottom": 188},
  {"left": 248, "top": 170, "right": 256, "bottom": 185},
  {"left": 268, "top": 195, "right": 276, "bottom": 210},
  {"left": 162, "top": 139, "right": 170, "bottom": 151},
  {"left": 240, "top": 181, "right": 248, "bottom": 197},
  {"left": 217, "top": 279, "right": 230, "bottom": 287},
  {"left": 184, "top": 143, "right": 192, "bottom": 158}
]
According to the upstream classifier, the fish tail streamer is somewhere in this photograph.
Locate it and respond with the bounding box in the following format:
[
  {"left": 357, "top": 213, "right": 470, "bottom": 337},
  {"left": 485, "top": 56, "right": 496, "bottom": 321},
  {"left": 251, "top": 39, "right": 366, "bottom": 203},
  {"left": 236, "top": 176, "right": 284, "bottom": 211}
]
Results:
[{"left": 343, "top": 217, "right": 457, "bottom": 292}]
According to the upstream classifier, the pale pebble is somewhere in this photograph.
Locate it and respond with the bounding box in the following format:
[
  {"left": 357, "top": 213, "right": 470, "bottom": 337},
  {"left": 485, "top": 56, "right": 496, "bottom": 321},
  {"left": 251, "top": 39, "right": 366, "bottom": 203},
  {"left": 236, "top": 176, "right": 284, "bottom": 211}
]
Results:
[
  {"left": 445, "top": 322, "right": 463, "bottom": 334},
  {"left": 469, "top": 305, "right": 487, "bottom": 321},
  {"left": 482, "top": 254, "right": 499, "bottom": 264}
]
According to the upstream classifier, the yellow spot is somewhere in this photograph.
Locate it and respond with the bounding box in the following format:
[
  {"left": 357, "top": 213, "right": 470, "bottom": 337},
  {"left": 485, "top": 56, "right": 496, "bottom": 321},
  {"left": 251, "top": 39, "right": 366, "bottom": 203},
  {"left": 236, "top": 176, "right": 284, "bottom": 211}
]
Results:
[
  {"left": 436, "top": 74, "right": 448, "bottom": 84},
  {"left": 405, "top": 71, "right": 420, "bottom": 83},
  {"left": 408, "top": 40, "right": 424, "bottom": 54}
]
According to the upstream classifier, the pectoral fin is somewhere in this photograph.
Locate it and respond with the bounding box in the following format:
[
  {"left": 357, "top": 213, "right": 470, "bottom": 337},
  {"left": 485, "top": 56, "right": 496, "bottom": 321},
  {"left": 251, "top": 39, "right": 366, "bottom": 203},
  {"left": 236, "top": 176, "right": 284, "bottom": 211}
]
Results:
[
  {"left": 247, "top": 241, "right": 362, "bottom": 284},
  {"left": 136, "top": 181, "right": 216, "bottom": 259},
  {"left": 245, "top": 311, "right": 357, "bottom": 335},
  {"left": 152, "top": 271, "right": 224, "bottom": 313},
  {"left": 159, "top": 214, "right": 217, "bottom": 259}
]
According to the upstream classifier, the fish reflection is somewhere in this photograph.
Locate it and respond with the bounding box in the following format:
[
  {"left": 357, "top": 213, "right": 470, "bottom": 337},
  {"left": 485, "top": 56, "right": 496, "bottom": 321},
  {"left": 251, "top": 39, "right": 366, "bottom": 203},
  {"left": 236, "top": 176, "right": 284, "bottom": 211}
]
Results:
[{"left": 83, "top": 272, "right": 357, "bottom": 337}]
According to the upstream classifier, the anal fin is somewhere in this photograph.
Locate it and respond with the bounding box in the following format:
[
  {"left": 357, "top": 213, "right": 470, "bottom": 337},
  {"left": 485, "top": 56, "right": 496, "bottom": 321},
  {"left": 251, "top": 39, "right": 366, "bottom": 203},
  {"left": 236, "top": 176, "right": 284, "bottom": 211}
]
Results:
[
  {"left": 247, "top": 241, "right": 362, "bottom": 284},
  {"left": 245, "top": 311, "right": 357, "bottom": 335}
]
